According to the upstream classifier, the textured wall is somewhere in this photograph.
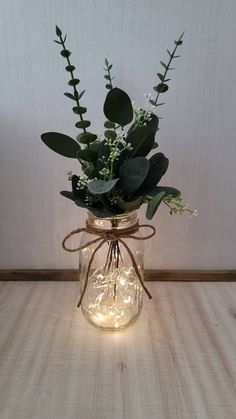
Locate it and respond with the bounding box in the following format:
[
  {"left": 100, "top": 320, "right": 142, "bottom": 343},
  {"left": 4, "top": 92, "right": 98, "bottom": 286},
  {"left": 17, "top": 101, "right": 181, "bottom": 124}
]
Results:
[{"left": 0, "top": 0, "right": 235, "bottom": 269}]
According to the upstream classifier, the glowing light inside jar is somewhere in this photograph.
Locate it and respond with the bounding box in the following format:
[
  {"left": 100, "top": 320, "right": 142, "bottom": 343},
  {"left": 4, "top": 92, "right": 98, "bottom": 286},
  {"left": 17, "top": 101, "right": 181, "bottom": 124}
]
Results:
[{"left": 84, "top": 266, "right": 142, "bottom": 329}]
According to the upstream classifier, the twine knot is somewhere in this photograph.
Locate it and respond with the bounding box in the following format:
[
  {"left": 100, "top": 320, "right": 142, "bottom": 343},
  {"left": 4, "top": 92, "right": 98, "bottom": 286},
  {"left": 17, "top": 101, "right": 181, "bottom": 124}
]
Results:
[{"left": 62, "top": 221, "right": 156, "bottom": 307}]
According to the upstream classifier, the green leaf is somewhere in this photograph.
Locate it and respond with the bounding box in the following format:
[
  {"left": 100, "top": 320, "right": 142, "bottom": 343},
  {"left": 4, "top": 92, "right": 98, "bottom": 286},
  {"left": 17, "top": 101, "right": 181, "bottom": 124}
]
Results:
[
  {"left": 77, "top": 149, "right": 97, "bottom": 162},
  {"left": 65, "top": 65, "right": 75, "bottom": 71},
  {"left": 78, "top": 90, "right": 86, "bottom": 99},
  {"left": 41, "top": 132, "right": 80, "bottom": 158},
  {"left": 152, "top": 142, "right": 159, "bottom": 149},
  {"left": 75, "top": 120, "right": 91, "bottom": 129},
  {"left": 117, "top": 196, "right": 142, "bottom": 212},
  {"left": 160, "top": 61, "right": 167, "bottom": 69},
  {"left": 72, "top": 106, "right": 87, "bottom": 114},
  {"left": 55, "top": 25, "right": 62, "bottom": 36},
  {"left": 104, "top": 120, "right": 115, "bottom": 129},
  {"left": 146, "top": 191, "right": 166, "bottom": 220},
  {"left": 149, "top": 99, "right": 156, "bottom": 106},
  {"left": 68, "top": 78, "right": 80, "bottom": 86},
  {"left": 157, "top": 73, "right": 165, "bottom": 82},
  {"left": 146, "top": 114, "right": 159, "bottom": 135},
  {"left": 149, "top": 186, "right": 181, "bottom": 197},
  {"left": 175, "top": 40, "right": 183, "bottom": 45},
  {"left": 60, "top": 191, "right": 76, "bottom": 201},
  {"left": 105, "top": 84, "right": 112, "bottom": 90},
  {"left": 103, "top": 87, "right": 133, "bottom": 126},
  {"left": 104, "top": 75, "right": 110, "bottom": 80},
  {"left": 60, "top": 50, "right": 71, "bottom": 58},
  {"left": 64, "top": 92, "right": 76, "bottom": 100},
  {"left": 53, "top": 40, "right": 62, "bottom": 45},
  {"left": 83, "top": 163, "right": 97, "bottom": 179},
  {"left": 138, "top": 153, "right": 169, "bottom": 194},
  {"left": 126, "top": 126, "right": 154, "bottom": 157},
  {"left": 119, "top": 157, "right": 150, "bottom": 194},
  {"left": 77, "top": 132, "right": 97, "bottom": 144},
  {"left": 156, "top": 83, "right": 169, "bottom": 93},
  {"left": 104, "top": 130, "right": 117, "bottom": 140},
  {"left": 105, "top": 58, "right": 109, "bottom": 66},
  {"left": 88, "top": 178, "right": 119, "bottom": 195}
]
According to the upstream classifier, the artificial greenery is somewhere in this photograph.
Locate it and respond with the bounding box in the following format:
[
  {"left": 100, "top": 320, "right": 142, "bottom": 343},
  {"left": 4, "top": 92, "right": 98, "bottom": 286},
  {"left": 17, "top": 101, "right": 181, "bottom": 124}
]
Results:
[{"left": 41, "top": 26, "right": 197, "bottom": 220}]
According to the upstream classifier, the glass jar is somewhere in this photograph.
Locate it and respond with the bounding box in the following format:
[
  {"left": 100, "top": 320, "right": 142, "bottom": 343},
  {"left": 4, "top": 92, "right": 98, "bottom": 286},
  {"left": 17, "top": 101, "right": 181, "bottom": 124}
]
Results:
[{"left": 79, "top": 211, "right": 144, "bottom": 330}]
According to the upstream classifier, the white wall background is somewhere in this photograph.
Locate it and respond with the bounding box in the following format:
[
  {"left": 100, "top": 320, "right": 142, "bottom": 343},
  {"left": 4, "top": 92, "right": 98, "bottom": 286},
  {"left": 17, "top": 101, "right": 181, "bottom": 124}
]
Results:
[{"left": 0, "top": 0, "right": 235, "bottom": 269}]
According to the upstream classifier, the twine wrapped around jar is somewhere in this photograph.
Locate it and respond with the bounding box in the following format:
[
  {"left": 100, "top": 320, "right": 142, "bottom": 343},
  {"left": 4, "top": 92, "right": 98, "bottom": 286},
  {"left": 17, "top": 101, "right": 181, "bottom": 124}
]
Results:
[{"left": 62, "top": 221, "right": 156, "bottom": 307}]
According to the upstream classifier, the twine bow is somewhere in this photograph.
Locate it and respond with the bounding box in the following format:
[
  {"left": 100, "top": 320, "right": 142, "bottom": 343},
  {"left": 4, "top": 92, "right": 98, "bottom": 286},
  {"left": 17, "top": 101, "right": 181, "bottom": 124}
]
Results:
[{"left": 62, "top": 221, "right": 156, "bottom": 307}]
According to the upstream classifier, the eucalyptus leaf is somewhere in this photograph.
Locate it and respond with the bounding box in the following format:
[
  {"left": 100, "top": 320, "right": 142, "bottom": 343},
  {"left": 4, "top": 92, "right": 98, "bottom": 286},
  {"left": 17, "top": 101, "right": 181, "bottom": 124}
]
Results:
[
  {"left": 41, "top": 132, "right": 80, "bottom": 158},
  {"left": 119, "top": 157, "right": 150, "bottom": 194},
  {"left": 73, "top": 106, "right": 87, "bottom": 114},
  {"left": 105, "top": 130, "right": 117, "bottom": 140},
  {"left": 117, "top": 196, "right": 142, "bottom": 212},
  {"left": 88, "top": 178, "right": 119, "bottom": 195},
  {"left": 68, "top": 78, "right": 80, "bottom": 86},
  {"left": 60, "top": 50, "right": 71, "bottom": 58},
  {"left": 146, "top": 191, "right": 166, "bottom": 220},
  {"left": 78, "top": 90, "right": 86, "bottom": 99},
  {"left": 148, "top": 186, "right": 181, "bottom": 197},
  {"left": 138, "top": 153, "right": 169, "bottom": 194},
  {"left": 64, "top": 92, "right": 76, "bottom": 100},
  {"left": 75, "top": 120, "right": 91, "bottom": 129},
  {"left": 60, "top": 191, "right": 76, "bottom": 201},
  {"left": 156, "top": 83, "right": 169, "bottom": 93},
  {"left": 104, "top": 120, "right": 115, "bottom": 129},
  {"left": 126, "top": 126, "right": 154, "bottom": 157},
  {"left": 65, "top": 65, "right": 75, "bottom": 71},
  {"left": 77, "top": 149, "right": 97, "bottom": 162},
  {"left": 56, "top": 25, "right": 62, "bottom": 36},
  {"left": 146, "top": 114, "right": 159, "bottom": 135},
  {"left": 76, "top": 132, "right": 97, "bottom": 144},
  {"left": 103, "top": 87, "right": 133, "bottom": 126}
]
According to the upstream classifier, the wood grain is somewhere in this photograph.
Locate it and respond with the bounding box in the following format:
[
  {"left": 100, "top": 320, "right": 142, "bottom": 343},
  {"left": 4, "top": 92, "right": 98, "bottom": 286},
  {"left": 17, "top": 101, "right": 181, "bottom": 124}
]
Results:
[
  {"left": 0, "top": 269, "right": 236, "bottom": 281},
  {"left": 0, "top": 281, "right": 236, "bottom": 419}
]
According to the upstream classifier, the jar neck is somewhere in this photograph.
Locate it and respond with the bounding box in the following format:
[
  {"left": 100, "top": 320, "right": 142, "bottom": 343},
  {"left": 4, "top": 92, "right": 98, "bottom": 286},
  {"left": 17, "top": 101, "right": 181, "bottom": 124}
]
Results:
[{"left": 86, "top": 211, "right": 138, "bottom": 230}]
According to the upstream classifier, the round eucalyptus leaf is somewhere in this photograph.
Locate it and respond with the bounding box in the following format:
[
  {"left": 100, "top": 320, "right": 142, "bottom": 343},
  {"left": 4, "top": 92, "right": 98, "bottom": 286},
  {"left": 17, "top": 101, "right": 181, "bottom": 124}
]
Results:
[
  {"left": 73, "top": 106, "right": 87, "bottom": 115},
  {"left": 76, "top": 132, "right": 97, "bottom": 144},
  {"left": 103, "top": 87, "right": 133, "bottom": 126},
  {"left": 156, "top": 83, "right": 169, "bottom": 93},
  {"left": 119, "top": 157, "right": 150, "bottom": 194},
  {"left": 138, "top": 152, "right": 169, "bottom": 194},
  {"left": 77, "top": 149, "right": 97, "bottom": 162},
  {"left": 104, "top": 120, "right": 115, "bottom": 129},
  {"left": 88, "top": 178, "right": 119, "bottom": 195},
  {"left": 41, "top": 132, "right": 80, "bottom": 158},
  {"left": 75, "top": 120, "right": 91, "bottom": 129},
  {"left": 68, "top": 78, "right": 80, "bottom": 86},
  {"left": 105, "top": 84, "right": 112, "bottom": 90},
  {"left": 104, "top": 130, "right": 117, "bottom": 140},
  {"left": 65, "top": 65, "right": 75, "bottom": 71},
  {"left": 60, "top": 50, "right": 71, "bottom": 58}
]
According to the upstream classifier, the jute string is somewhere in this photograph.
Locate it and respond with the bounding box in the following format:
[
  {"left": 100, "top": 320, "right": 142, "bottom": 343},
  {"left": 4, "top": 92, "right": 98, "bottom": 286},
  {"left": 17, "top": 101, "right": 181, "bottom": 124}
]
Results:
[{"left": 62, "top": 221, "right": 156, "bottom": 307}]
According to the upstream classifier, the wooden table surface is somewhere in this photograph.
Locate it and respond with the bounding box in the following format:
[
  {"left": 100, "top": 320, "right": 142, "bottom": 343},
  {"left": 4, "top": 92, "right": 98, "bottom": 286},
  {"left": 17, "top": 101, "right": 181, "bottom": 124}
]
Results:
[{"left": 0, "top": 281, "right": 236, "bottom": 419}]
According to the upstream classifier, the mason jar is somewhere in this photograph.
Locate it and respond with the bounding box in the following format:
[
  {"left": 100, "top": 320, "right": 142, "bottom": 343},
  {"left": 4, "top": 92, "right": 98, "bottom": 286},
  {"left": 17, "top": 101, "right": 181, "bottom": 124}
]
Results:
[{"left": 79, "top": 211, "right": 144, "bottom": 330}]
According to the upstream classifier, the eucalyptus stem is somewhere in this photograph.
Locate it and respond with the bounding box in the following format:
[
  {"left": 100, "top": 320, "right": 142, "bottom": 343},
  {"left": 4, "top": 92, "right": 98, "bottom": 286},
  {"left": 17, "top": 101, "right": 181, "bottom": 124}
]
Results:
[
  {"left": 59, "top": 35, "right": 86, "bottom": 134},
  {"left": 152, "top": 32, "right": 184, "bottom": 107}
]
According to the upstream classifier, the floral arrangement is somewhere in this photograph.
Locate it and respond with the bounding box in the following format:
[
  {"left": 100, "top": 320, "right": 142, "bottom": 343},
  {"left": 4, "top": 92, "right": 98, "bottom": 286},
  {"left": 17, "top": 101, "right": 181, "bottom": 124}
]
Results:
[{"left": 41, "top": 26, "right": 197, "bottom": 220}]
